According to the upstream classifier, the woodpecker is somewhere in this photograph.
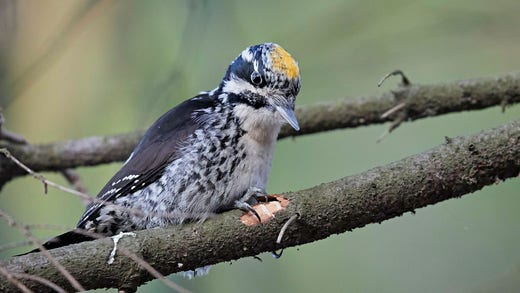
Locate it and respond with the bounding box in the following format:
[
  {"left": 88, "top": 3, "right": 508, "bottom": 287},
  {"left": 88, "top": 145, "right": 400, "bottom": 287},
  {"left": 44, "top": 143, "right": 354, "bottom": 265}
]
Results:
[{"left": 27, "top": 43, "right": 300, "bottom": 253}]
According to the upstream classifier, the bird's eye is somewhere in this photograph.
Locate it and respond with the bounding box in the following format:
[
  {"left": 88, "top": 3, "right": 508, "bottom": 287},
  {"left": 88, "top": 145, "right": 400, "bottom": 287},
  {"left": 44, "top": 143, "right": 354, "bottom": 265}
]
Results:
[{"left": 250, "top": 71, "right": 263, "bottom": 85}]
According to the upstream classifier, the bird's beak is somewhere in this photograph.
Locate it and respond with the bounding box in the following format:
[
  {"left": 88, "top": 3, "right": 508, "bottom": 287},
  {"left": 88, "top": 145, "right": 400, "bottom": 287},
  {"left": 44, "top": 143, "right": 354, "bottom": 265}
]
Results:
[{"left": 274, "top": 97, "right": 300, "bottom": 131}]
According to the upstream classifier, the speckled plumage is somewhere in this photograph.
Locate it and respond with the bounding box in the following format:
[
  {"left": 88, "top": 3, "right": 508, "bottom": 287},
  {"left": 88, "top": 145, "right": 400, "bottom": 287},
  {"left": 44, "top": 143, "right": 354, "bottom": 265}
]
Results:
[{"left": 29, "top": 42, "right": 301, "bottom": 255}]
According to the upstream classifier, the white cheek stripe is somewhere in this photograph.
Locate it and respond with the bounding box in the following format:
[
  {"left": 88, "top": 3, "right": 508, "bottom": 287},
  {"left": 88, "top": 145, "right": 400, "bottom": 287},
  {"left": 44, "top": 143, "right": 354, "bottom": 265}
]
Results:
[{"left": 222, "top": 75, "right": 270, "bottom": 97}]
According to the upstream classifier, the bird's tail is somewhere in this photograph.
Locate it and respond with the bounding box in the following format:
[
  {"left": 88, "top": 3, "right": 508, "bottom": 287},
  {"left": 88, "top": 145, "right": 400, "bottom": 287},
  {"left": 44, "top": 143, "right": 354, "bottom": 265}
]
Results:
[{"left": 17, "top": 230, "right": 95, "bottom": 256}]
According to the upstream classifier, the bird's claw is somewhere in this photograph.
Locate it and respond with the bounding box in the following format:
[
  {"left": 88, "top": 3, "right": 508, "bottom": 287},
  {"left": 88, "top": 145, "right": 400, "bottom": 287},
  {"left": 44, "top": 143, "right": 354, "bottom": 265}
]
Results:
[
  {"left": 234, "top": 187, "right": 269, "bottom": 223},
  {"left": 234, "top": 200, "right": 262, "bottom": 223}
]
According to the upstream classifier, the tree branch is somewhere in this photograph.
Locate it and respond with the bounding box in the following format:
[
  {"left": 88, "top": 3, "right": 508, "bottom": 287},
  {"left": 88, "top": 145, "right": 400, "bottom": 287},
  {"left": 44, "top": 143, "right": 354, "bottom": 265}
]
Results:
[
  {"left": 1, "top": 120, "right": 518, "bottom": 292},
  {"left": 1, "top": 72, "right": 519, "bottom": 188}
]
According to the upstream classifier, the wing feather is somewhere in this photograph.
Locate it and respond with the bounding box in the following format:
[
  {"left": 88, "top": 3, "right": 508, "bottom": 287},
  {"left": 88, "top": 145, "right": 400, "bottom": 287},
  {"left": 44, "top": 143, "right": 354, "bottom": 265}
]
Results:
[{"left": 77, "top": 94, "right": 217, "bottom": 228}]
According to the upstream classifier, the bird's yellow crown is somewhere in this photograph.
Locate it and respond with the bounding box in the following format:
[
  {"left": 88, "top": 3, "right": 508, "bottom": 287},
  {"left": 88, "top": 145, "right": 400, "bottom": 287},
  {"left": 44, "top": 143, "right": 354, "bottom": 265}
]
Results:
[{"left": 270, "top": 45, "right": 300, "bottom": 80}]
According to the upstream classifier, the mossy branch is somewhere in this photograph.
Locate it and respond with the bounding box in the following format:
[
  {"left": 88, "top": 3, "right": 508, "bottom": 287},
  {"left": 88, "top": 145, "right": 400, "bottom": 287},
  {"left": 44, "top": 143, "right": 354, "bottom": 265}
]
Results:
[
  {"left": 1, "top": 72, "right": 520, "bottom": 188},
  {"left": 1, "top": 120, "right": 518, "bottom": 292}
]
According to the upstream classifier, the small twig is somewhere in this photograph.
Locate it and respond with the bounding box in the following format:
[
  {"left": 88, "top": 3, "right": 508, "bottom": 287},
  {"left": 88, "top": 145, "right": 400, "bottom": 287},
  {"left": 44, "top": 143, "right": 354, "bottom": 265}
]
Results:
[
  {"left": 377, "top": 70, "right": 411, "bottom": 87},
  {"left": 380, "top": 102, "right": 407, "bottom": 119},
  {"left": 12, "top": 273, "right": 67, "bottom": 293},
  {"left": 0, "top": 148, "right": 91, "bottom": 202},
  {"left": 0, "top": 129, "right": 28, "bottom": 144},
  {"left": 0, "top": 265, "right": 32, "bottom": 293},
  {"left": 276, "top": 214, "right": 299, "bottom": 244},
  {"left": 377, "top": 112, "right": 407, "bottom": 143},
  {"left": 0, "top": 209, "right": 85, "bottom": 291},
  {"left": 272, "top": 213, "right": 299, "bottom": 259},
  {"left": 60, "top": 169, "right": 89, "bottom": 202},
  {"left": 500, "top": 97, "right": 510, "bottom": 113},
  {"left": 376, "top": 70, "right": 413, "bottom": 141}
]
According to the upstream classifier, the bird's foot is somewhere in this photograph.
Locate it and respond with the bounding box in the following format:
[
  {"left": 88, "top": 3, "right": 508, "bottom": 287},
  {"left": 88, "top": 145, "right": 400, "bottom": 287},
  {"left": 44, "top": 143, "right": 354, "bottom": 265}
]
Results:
[
  {"left": 234, "top": 187, "right": 270, "bottom": 223},
  {"left": 107, "top": 231, "right": 136, "bottom": 264}
]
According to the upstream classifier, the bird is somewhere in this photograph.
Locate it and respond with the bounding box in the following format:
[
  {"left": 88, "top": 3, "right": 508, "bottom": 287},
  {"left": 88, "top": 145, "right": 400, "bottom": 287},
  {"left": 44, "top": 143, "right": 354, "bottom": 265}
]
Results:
[{"left": 25, "top": 42, "right": 301, "bottom": 254}]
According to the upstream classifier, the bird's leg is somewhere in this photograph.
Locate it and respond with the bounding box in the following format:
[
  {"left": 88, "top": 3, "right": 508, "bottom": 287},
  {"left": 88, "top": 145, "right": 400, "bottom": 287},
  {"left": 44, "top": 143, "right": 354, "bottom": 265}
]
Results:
[
  {"left": 107, "top": 231, "right": 136, "bottom": 264},
  {"left": 234, "top": 187, "right": 268, "bottom": 223}
]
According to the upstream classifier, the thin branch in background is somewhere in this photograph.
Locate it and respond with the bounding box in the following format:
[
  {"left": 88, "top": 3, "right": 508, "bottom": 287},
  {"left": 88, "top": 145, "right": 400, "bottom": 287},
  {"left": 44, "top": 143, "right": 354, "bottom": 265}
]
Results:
[
  {"left": 4, "top": 0, "right": 111, "bottom": 107},
  {"left": 0, "top": 241, "right": 34, "bottom": 252},
  {"left": 0, "top": 265, "right": 32, "bottom": 293},
  {"left": 11, "top": 273, "right": 66, "bottom": 293},
  {"left": 0, "top": 129, "right": 27, "bottom": 144},
  {"left": 1, "top": 110, "right": 89, "bottom": 195},
  {"left": 0, "top": 224, "right": 72, "bottom": 252},
  {"left": 0, "top": 148, "right": 91, "bottom": 202},
  {"left": 25, "top": 223, "right": 74, "bottom": 231},
  {"left": 60, "top": 169, "right": 89, "bottom": 201},
  {"left": 0, "top": 108, "right": 26, "bottom": 144},
  {"left": 0, "top": 209, "right": 85, "bottom": 291}
]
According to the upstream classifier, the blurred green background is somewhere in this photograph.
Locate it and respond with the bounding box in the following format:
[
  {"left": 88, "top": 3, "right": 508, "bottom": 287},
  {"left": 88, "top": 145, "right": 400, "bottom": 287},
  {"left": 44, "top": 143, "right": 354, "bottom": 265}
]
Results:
[{"left": 1, "top": 0, "right": 519, "bottom": 292}]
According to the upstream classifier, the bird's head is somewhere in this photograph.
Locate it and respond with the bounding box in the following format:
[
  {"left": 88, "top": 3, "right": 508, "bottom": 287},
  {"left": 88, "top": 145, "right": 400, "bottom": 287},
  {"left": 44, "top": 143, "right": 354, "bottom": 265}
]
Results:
[{"left": 219, "top": 43, "right": 301, "bottom": 131}]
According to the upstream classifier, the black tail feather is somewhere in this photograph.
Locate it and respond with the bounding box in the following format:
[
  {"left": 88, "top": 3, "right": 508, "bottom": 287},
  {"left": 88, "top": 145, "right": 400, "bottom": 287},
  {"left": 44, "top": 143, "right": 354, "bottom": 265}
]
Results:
[{"left": 17, "top": 230, "right": 95, "bottom": 256}]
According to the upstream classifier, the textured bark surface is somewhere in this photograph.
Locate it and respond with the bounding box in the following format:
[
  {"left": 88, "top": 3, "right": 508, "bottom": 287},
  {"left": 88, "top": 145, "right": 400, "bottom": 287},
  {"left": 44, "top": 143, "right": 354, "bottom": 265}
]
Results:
[
  {"left": 1, "top": 120, "right": 518, "bottom": 292},
  {"left": 1, "top": 72, "right": 519, "bottom": 188}
]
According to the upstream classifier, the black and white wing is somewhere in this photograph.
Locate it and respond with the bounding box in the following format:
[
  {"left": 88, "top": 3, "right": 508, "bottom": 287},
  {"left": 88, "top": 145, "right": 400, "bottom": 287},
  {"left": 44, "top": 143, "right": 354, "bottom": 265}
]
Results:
[{"left": 76, "top": 94, "right": 217, "bottom": 228}]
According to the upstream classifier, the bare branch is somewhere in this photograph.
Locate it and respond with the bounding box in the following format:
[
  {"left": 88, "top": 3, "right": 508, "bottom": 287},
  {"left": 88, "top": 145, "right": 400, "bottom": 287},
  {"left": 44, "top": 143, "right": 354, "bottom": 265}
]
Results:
[
  {"left": 0, "top": 148, "right": 91, "bottom": 202},
  {"left": 283, "top": 71, "right": 520, "bottom": 138},
  {"left": 1, "top": 72, "right": 519, "bottom": 188},
  {"left": 0, "top": 132, "right": 142, "bottom": 188},
  {"left": 1, "top": 119, "right": 518, "bottom": 292}
]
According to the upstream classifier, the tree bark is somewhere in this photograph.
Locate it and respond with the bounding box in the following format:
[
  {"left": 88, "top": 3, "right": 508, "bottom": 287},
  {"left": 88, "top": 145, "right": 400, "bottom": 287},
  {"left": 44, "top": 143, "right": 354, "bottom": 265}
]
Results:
[{"left": 1, "top": 120, "right": 518, "bottom": 292}]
